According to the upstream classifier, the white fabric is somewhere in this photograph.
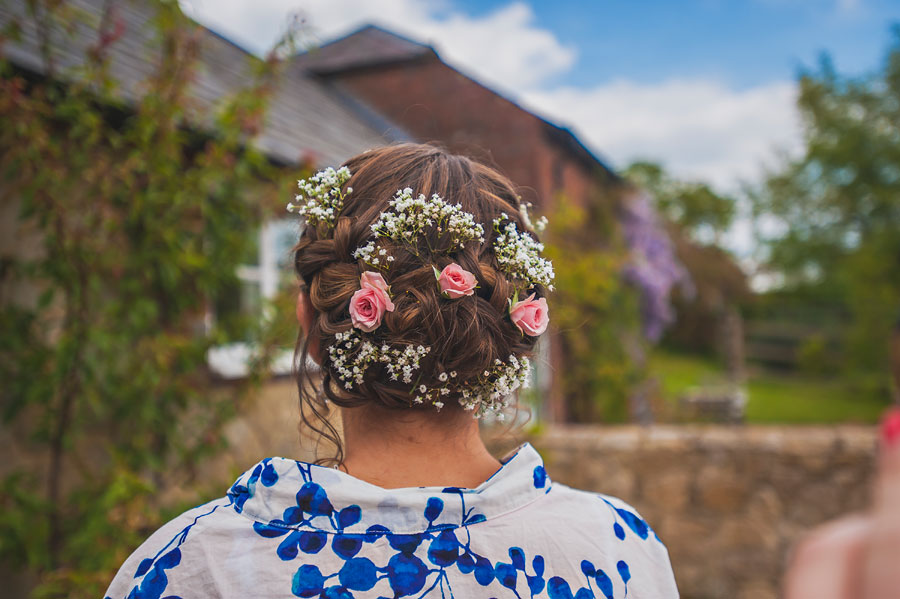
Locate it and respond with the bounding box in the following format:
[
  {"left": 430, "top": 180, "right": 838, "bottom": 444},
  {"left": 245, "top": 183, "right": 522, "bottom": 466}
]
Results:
[{"left": 105, "top": 442, "right": 679, "bottom": 598}]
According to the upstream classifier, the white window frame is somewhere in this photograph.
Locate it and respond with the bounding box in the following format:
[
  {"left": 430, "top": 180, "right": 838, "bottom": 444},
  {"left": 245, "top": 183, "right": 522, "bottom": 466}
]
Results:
[{"left": 207, "top": 219, "right": 301, "bottom": 379}]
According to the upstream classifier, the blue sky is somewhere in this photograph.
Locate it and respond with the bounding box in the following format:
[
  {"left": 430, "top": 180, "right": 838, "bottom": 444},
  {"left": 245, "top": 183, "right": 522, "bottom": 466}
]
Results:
[{"left": 451, "top": 0, "right": 899, "bottom": 91}]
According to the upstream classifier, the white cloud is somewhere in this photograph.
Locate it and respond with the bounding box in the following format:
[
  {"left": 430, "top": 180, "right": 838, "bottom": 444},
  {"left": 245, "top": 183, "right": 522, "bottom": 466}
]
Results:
[
  {"left": 411, "top": 3, "right": 576, "bottom": 91},
  {"left": 523, "top": 79, "right": 804, "bottom": 191},
  {"left": 179, "top": 0, "right": 575, "bottom": 92},
  {"left": 524, "top": 78, "right": 806, "bottom": 258}
]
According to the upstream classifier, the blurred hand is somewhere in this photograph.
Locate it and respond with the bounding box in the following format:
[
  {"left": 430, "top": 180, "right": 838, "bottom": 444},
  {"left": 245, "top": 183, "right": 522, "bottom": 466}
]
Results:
[{"left": 784, "top": 408, "right": 900, "bottom": 599}]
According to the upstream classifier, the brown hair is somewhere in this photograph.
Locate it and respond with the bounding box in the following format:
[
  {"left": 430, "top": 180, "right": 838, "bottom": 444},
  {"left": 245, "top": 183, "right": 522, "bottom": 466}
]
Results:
[{"left": 292, "top": 143, "right": 545, "bottom": 465}]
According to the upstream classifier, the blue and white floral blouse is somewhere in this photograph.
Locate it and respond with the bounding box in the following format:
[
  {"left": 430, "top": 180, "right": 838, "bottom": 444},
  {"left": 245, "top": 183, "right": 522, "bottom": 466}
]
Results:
[{"left": 105, "top": 442, "right": 679, "bottom": 599}]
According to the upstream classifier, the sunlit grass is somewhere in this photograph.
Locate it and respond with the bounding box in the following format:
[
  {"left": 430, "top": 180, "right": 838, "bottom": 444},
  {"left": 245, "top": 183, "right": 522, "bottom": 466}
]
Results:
[{"left": 648, "top": 349, "right": 890, "bottom": 424}]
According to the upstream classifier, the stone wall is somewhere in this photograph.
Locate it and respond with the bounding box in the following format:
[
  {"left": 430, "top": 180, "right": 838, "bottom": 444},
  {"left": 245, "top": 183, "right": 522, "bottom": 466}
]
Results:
[{"left": 521, "top": 425, "right": 876, "bottom": 599}]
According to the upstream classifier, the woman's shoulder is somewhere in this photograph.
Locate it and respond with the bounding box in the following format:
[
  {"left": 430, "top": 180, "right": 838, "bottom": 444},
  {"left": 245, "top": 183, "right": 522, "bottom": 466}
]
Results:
[
  {"left": 533, "top": 482, "right": 679, "bottom": 596},
  {"left": 548, "top": 482, "right": 662, "bottom": 541},
  {"left": 103, "top": 496, "right": 238, "bottom": 599}
]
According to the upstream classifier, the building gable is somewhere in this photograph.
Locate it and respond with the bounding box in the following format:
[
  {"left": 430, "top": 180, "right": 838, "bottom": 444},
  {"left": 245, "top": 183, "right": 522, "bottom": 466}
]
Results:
[{"left": 294, "top": 25, "right": 620, "bottom": 209}]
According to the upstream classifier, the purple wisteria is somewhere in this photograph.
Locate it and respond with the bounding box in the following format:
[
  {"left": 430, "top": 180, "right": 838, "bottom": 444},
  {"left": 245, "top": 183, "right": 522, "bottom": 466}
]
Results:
[{"left": 619, "top": 191, "right": 694, "bottom": 341}]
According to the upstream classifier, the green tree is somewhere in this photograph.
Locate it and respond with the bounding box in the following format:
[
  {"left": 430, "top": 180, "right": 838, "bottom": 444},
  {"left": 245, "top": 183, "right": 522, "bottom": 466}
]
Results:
[
  {"left": 751, "top": 27, "right": 900, "bottom": 380},
  {"left": 0, "top": 2, "right": 301, "bottom": 596},
  {"left": 624, "top": 160, "right": 736, "bottom": 245}
]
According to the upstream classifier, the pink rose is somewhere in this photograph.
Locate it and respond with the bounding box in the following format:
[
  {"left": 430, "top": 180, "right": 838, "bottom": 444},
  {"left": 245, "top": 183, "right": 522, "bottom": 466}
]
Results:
[
  {"left": 360, "top": 271, "right": 390, "bottom": 295},
  {"left": 437, "top": 263, "right": 477, "bottom": 299},
  {"left": 509, "top": 293, "right": 549, "bottom": 336},
  {"left": 350, "top": 271, "right": 395, "bottom": 332}
]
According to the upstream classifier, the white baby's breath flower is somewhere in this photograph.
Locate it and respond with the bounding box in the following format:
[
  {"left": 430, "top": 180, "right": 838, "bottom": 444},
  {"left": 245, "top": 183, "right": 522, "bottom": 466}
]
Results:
[
  {"left": 452, "top": 354, "right": 531, "bottom": 417},
  {"left": 492, "top": 217, "right": 554, "bottom": 289},
  {"left": 518, "top": 202, "right": 549, "bottom": 233},
  {"left": 353, "top": 189, "right": 485, "bottom": 269},
  {"left": 288, "top": 166, "right": 352, "bottom": 229}
]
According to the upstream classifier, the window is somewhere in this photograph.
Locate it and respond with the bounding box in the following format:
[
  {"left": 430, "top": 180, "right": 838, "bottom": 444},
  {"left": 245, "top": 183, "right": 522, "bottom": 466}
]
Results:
[{"left": 207, "top": 218, "right": 302, "bottom": 379}]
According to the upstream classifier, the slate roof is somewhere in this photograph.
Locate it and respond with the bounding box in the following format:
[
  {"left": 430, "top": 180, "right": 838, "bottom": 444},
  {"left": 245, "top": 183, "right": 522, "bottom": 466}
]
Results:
[
  {"left": 0, "top": 0, "right": 405, "bottom": 167},
  {"left": 294, "top": 24, "right": 434, "bottom": 75}
]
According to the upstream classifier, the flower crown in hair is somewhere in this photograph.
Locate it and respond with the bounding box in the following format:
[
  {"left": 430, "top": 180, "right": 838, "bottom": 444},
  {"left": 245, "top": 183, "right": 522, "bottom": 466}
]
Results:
[{"left": 289, "top": 167, "right": 553, "bottom": 418}]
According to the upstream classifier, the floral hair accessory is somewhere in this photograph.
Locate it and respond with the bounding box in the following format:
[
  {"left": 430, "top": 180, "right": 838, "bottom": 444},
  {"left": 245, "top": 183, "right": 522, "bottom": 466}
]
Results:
[
  {"left": 328, "top": 329, "right": 429, "bottom": 390},
  {"left": 509, "top": 292, "right": 549, "bottom": 336},
  {"left": 458, "top": 354, "right": 532, "bottom": 419},
  {"left": 326, "top": 326, "right": 531, "bottom": 419},
  {"left": 353, "top": 188, "right": 485, "bottom": 269},
  {"left": 349, "top": 271, "right": 394, "bottom": 332},
  {"left": 519, "top": 201, "right": 548, "bottom": 233},
  {"left": 410, "top": 354, "right": 532, "bottom": 418},
  {"left": 492, "top": 213, "right": 555, "bottom": 290},
  {"left": 297, "top": 180, "right": 552, "bottom": 418},
  {"left": 286, "top": 166, "right": 352, "bottom": 229},
  {"left": 434, "top": 263, "right": 477, "bottom": 299}
]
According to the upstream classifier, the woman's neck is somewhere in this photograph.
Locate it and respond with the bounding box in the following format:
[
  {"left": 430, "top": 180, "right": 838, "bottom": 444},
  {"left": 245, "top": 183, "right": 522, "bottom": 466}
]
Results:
[{"left": 338, "top": 404, "right": 502, "bottom": 489}]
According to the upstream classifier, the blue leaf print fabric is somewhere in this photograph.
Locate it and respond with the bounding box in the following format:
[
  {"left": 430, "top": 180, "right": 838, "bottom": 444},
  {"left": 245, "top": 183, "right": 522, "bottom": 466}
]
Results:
[{"left": 104, "top": 442, "right": 679, "bottom": 598}]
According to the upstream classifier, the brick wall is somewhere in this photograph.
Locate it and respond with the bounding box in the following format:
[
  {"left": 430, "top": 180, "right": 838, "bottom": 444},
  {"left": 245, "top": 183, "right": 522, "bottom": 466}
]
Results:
[{"left": 324, "top": 58, "right": 602, "bottom": 212}]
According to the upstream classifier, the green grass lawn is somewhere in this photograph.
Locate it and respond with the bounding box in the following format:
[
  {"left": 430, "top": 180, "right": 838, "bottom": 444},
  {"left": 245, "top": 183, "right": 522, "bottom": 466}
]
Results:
[{"left": 648, "top": 350, "right": 890, "bottom": 424}]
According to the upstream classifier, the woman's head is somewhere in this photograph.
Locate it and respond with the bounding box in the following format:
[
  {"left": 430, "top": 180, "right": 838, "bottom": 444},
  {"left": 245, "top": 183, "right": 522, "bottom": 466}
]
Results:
[{"left": 291, "top": 143, "right": 551, "bottom": 463}]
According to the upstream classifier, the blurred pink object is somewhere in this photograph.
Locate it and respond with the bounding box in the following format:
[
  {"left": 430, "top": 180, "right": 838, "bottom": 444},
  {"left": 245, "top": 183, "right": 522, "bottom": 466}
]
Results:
[{"left": 881, "top": 407, "right": 900, "bottom": 447}]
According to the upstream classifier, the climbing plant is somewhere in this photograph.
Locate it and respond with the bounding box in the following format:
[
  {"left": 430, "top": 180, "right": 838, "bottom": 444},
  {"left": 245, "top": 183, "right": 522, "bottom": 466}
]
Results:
[
  {"left": 544, "top": 190, "right": 644, "bottom": 423},
  {"left": 0, "top": 2, "right": 302, "bottom": 596}
]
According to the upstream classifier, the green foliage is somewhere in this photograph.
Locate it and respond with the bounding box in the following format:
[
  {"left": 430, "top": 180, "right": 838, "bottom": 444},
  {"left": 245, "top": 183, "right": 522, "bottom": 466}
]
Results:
[
  {"left": 544, "top": 192, "right": 642, "bottom": 422},
  {"left": 624, "top": 160, "right": 736, "bottom": 244},
  {"left": 0, "top": 2, "right": 301, "bottom": 596},
  {"left": 751, "top": 27, "right": 900, "bottom": 381}
]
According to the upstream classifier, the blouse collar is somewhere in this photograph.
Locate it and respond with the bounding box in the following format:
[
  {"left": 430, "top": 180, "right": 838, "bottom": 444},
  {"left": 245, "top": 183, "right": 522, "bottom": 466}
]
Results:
[{"left": 226, "top": 442, "right": 551, "bottom": 535}]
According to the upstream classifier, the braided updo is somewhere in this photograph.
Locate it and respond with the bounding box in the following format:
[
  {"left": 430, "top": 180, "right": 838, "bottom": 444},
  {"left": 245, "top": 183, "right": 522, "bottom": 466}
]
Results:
[{"left": 291, "top": 143, "right": 548, "bottom": 464}]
